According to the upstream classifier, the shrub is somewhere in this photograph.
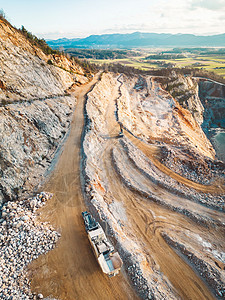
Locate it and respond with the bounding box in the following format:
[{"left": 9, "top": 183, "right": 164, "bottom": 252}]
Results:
[
  {"left": 1, "top": 99, "right": 8, "bottom": 106},
  {"left": 47, "top": 59, "right": 53, "bottom": 65},
  {"left": 19, "top": 25, "right": 60, "bottom": 56},
  {"left": 0, "top": 8, "right": 5, "bottom": 19}
]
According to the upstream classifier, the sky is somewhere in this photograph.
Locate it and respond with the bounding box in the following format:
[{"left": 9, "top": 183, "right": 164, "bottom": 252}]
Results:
[{"left": 1, "top": 0, "right": 225, "bottom": 39}]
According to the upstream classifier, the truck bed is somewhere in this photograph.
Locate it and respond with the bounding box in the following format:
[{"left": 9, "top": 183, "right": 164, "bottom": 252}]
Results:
[
  {"left": 82, "top": 211, "right": 123, "bottom": 277},
  {"left": 98, "top": 252, "right": 123, "bottom": 275}
]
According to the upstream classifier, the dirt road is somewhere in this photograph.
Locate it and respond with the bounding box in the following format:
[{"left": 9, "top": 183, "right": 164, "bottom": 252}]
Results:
[{"left": 28, "top": 76, "right": 138, "bottom": 300}]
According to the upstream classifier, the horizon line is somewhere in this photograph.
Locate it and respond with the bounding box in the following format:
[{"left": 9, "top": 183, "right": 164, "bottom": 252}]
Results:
[{"left": 46, "top": 31, "right": 225, "bottom": 41}]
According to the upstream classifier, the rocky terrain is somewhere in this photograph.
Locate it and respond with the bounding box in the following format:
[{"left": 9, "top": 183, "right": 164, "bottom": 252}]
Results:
[
  {"left": 0, "top": 192, "right": 60, "bottom": 299},
  {"left": 0, "top": 15, "right": 225, "bottom": 300},
  {"left": 0, "top": 95, "right": 76, "bottom": 204},
  {"left": 198, "top": 79, "right": 225, "bottom": 162},
  {"left": 0, "top": 17, "right": 90, "bottom": 300},
  {"left": 83, "top": 74, "right": 178, "bottom": 299},
  {"left": 0, "top": 18, "right": 88, "bottom": 103},
  {"left": 83, "top": 72, "right": 225, "bottom": 299},
  {"left": 158, "top": 73, "right": 225, "bottom": 163},
  {"left": 157, "top": 72, "right": 205, "bottom": 125},
  {"left": 152, "top": 73, "right": 225, "bottom": 185},
  {"left": 0, "top": 18, "right": 89, "bottom": 206}
]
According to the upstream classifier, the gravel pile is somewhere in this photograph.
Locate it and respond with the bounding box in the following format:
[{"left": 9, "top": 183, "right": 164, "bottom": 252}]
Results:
[
  {"left": 121, "top": 137, "right": 225, "bottom": 211},
  {"left": 161, "top": 145, "right": 225, "bottom": 185},
  {"left": 0, "top": 192, "right": 60, "bottom": 300}
]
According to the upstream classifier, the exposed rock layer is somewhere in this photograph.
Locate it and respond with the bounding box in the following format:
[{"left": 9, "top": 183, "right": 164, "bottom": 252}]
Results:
[
  {"left": 0, "top": 19, "right": 87, "bottom": 102},
  {"left": 0, "top": 95, "right": 76, "bottom": 204},
  {"left": 0, "top": 18, "right": 88, "bottom": 205}
]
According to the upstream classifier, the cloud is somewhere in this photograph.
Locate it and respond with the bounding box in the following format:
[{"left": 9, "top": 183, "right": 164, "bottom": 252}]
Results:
[
  {"left": 35, "top": 0, "right": 225, "bottom": 39},
  {"left": 103, "top": 23, "right": 152, "bottom": 33},
  {"left": 190, "top": 0, "right": 225, "bottom": 11}
]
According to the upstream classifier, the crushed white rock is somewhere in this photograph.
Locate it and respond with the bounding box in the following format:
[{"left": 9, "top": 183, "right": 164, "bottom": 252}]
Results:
[{"left": 0, "top": 192, "right": 60, "bottom": 300}]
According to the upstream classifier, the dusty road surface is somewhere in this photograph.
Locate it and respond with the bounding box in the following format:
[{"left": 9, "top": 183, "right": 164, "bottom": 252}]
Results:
[{"left": 28, "top": 76, "right": 138, "bottom": 300}]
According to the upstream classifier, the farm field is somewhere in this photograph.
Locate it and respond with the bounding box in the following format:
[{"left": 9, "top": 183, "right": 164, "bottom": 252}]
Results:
[{"left": 87, "top": 49, "right": 225, "bottom": 77}]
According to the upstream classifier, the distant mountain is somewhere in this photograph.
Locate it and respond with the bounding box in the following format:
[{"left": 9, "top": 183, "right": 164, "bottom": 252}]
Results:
[
  {"left": 46, "top": 37, "right": 81, "bottom": 48},
  {"left": 47, "top": 32, "right": 225, "bottom": 49}
]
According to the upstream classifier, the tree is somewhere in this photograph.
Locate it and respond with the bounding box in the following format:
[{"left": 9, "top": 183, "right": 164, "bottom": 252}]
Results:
[{"left": 0, "top": 9, "right": 6, "bottom": 19}]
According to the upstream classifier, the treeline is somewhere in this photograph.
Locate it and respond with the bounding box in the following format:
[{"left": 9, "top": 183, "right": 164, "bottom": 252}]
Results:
[
  {"left": 19, "top": 26, "right": 60, "bottom": 55},
  {"left": 163, "top": 47, "right": 225, "bottom": 56},
  {"left": 171, "top": 68, "right": 225, "bottom": 84},
  {"left": 145, "top": 54, "right": 185, "bottom": 60},
  {"left": 72, "top": 57, "right": 97, "bottom": 75},
  {"left": 99, "top": 63, "right": 225, "bottom": 83},
  {"left": 66, "top": 49, "right": 139, "bottom": 60},
  {"left": 18, "top": 26, "right": 97, "bottom": 74}
]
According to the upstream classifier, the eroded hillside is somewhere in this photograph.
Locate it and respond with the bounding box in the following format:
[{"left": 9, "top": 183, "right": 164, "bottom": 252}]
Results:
[
  {"left": 0, "top": 18, "right": 88, "bottom": 204},
  {"left": 0, "top": 18, "right": 88, "bottom": 102}
]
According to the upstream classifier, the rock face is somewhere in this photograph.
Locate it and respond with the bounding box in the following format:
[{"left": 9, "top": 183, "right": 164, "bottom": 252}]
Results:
[
  {"left": 0, "top": 95, "right": 76, "bottom": 204},
  {"left": 198, "top": 80, "right": 225, "bottom": 162},
  {"left": 120, "top": 74, "right": 224, "bottom": 186},
  {"left": 0, "top": 18, "right": 88, "bottom": 102},
  {"left": 117, "top": 74, "right": 215, "bottom": 159},
  {"left": 197, "top": 80, "right": 225, "bottom": 132},
  {"left": 158, "top": 74, "right": 225, "bottom": 162},
  {"left": 0, "top": 18, "right": 89, "bottom": 205},
  {"left": 160, "top": 73, "right": 205, "bottom": 125}
]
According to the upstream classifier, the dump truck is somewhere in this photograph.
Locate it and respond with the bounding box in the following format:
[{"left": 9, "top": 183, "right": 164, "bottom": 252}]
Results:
[{"left": 82, "top": 211, "right": 123, "bottom": 277}]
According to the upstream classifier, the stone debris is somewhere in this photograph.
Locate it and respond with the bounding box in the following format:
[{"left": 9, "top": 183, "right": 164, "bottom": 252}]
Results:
[
  {"left": 120, "top": 137, "right": 225, "bottom": 212},
  {"left": 162, "top": 233, "right": 225, "bottom": 299},
  {"left": 0, "top": 192, "right": 60, "bottom": 300},
  {"left": 161, "top": 145, "right": 225, "bottom": 186}
]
